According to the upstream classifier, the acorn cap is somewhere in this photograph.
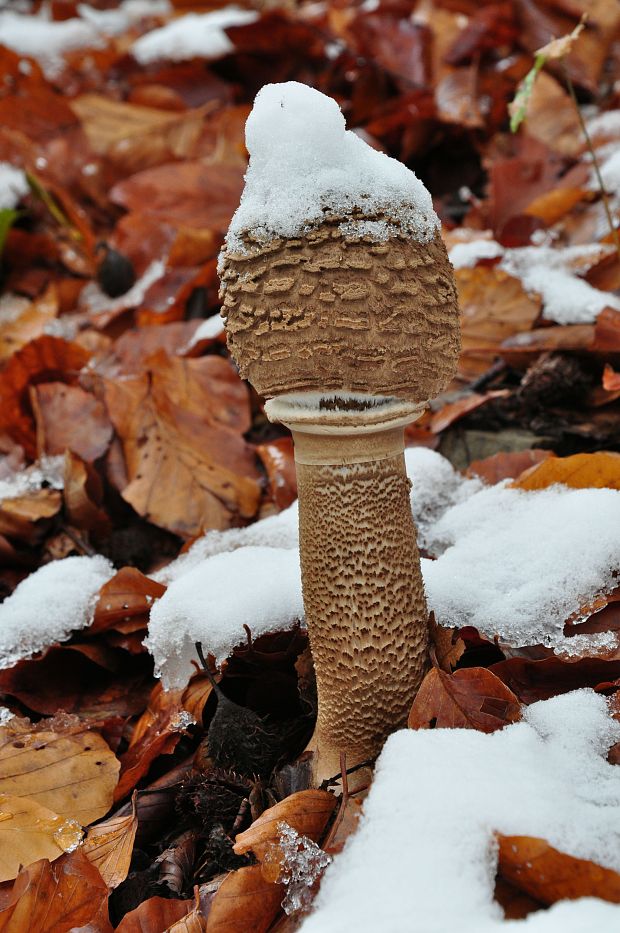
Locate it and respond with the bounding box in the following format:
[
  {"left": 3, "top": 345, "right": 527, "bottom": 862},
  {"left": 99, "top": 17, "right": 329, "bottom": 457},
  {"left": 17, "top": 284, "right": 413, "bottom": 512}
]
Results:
[{"left": 219, "top": 215, "right": 460, "bottom": 404}]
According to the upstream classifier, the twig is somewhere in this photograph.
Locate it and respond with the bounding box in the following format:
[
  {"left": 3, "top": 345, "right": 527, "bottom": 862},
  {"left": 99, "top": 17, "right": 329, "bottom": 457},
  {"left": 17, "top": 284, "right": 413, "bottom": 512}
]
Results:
[{"left": 322, "top": 752, "right": 349, "bottom": 851}]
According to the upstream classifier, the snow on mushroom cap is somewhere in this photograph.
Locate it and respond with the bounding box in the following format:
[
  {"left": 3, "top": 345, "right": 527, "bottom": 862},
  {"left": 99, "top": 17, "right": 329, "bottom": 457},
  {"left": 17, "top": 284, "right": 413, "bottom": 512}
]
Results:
[{"left": 223, "top": 82, "right": 440, "bottom": 254}]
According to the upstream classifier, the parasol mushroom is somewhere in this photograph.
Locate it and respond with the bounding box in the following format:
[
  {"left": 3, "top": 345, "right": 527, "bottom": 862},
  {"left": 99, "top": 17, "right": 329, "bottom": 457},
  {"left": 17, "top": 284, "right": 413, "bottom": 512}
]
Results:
[{"left": 218, "top": 82, "right": 460, "bottom": 783}]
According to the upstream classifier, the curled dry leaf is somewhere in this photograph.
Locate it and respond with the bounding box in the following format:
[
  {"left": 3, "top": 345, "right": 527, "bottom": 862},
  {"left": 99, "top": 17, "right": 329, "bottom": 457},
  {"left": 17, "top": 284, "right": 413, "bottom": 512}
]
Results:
[
  {"left": 489, "top": 656, "right": 620, "bottom": 704},
  {"left": 83, "top": 793, "right": 138, "bottom": 889},
  {"left": 0, "top": 336, "right": 91, "bottom": 457},
  {"left": 0, "top": 488, "right": 62, "bottom": 544},
  {"left": 115, "top": 896, "right": 195, "bottom": 933},
  {"left": 408, "top": 667, "right": 522, "bottom": 732},
  {"left": 429, "top": 391, "right": 509, "bottom": 435},
  {"left": 63, "top": 450, "right": 111, "bottom": 535},
  {"left": 205, "top": 864, "right": 284, "bottom": 933},
  {"left": 255, "top": 437, "right": 298, "bottom": 511},
  {"left": 0, "top": 849, "right": 109, "bottom": 932},
  {"left": 103, "top": 354, "right": 260, "bottom": 538},
  {"left": 496, "top": 834, "right": 620, "bottom": 906},
  {"left": 234, "top": 790, "right": 337, "bottom": 862},
  {"left": 428, "top": 615, "right": 465, "bottom": 673},
  {"left": 0, "top": 287, "right": 58, "bottom": 364},
  {"left": 512, "top": 451, "right": 620, "bottom": 491},
  {"left": 0, "top": 721, "right": 119, "bottom": 827},
  {"left": 91, "top": 566, "right": 166, "bottom": 635},
  {"left": 31, "top": 382, "right": 113, "bottom": 462}
]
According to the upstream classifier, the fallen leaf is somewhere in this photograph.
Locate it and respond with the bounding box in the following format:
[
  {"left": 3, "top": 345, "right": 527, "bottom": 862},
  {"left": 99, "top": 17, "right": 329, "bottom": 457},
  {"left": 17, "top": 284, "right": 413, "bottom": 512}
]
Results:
[
  {"left": 518, "top": 71, "right": 582, "bottom": 157},
  {"left": 0, "top": 287, "right": 58, "bottom": 364},
  {"left": 430, "top": 391, "right": 509, "bottom": 434},
  {"left": 466, "top": 449, "right": 555, "bottom": 484},
  {"left": 31, "top": 381, "right": 113, "bottom": 461},
  {"left": 456, "top": 267, "right": 541, "bottom": 377},
  {"left": 83, "top": 794, "right": 138, "bottom": 888},
  {"left": 497, "top": 834, "right": 620, "bottom": 905},
  {"left": 103, "top": 354, "right": 260, "bottom": 538},
  {"left": 0, "top": 336, "right": 91, "bottom": 458},
  {"left": 0, "top": 721, "right": 119, "bottom": 826},
  {"left": 429, "top": 615, "right": 465, "bottom": 672},
  {"left": 206, "top": 865, "right": 283, "bottom": 933},
  {"left": 408, "top": 667, "right": 522, "bottom": 732},
  {"left": 0, "top": 795, "right": 75, "bottom": 882},
  {"left": 91, "top": 567, "right": 166, "bottom": 635},
  {"left": 255, "top": 437, "right": 297, "bottom": 511},
  {"left": 512, "top": 451, "right": 620, "bottom": 490},
  {"left": 234, "top": 790, "right": 337, "bottom": 862},
  {"left": 0, "top": 849, "right": 108, "bottom": 931},
  {"left": 489, "top": 656, "right": 620, "bottom": 703},
  {"left": 63, "top": 450, "right": 111, "bottom": 534},
  {"left": 603, "top": 364, "right": 620, "bottom": 392},
  {"left": 115, "top": 895, "right": 195, "bottom": 933},
  {"left": 0, "top": 488, "right": 62, "bottom": 544}
]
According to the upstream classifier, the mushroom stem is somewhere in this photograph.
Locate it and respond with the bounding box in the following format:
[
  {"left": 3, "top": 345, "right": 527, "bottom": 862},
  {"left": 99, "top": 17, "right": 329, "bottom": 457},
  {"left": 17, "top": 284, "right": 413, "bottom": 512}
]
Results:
[{"left": 266, "top": 394, "right": 429, "bottom": 784}]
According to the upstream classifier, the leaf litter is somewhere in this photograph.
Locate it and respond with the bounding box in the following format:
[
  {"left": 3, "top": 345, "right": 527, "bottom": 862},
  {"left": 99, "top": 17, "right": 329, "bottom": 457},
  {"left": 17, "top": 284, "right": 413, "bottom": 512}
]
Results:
[{"left": 0, "top": 0, "right": 619, "bottom": 929}]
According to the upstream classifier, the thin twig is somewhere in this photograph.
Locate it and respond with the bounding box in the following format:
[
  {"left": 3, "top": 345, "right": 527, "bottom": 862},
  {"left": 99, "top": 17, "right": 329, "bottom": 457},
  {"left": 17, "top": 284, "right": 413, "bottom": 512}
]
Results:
[{"left": 322, "top": 752, "right": 349, "bottom": 851}]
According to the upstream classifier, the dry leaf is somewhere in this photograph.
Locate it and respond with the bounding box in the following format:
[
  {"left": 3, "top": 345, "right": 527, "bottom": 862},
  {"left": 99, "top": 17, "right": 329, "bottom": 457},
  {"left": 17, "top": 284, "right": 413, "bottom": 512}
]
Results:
[
  {"left": 497, "top": 833, "right": 620, "bottom": 905},
  {"left": 63, "top": 450, "right": 111, "bottom": 534},
  {"left": 0, "top": 795, "right": 76, "bottom": 882},
  {"left": 429, "top": 615, "right": 465, "bottom": 672},
  {"left": 0, "top": 488, "right": 62, "bottom": 544},
  {"left": 91, "top": 566, "right": 166, "bottom": 635},
  {"left": 116, "top": 895, "right": 195, "bottom": 933},
  {"left": 234, "top": 790, "right": 337, "bottom": 862},
  {"left": 0, "top": 849, "right": 108, "bottom": 931},
  {"left": 83, "top": 793, "right": 138, "bottom": 888},
  {"left": 489, "top": 655, "right": 620, "bottom": 703},
  {"left": 0, "top": 722, "right": 119, "bottom": 826},
  {"left": 0, "top": 287, "right": 58, "bottom": 364},
  {"left": 512, "top": 451, "right": 620, "bottom": 491},
  {"left": 206, "top": 865, "right": 283, "bottom": 933},
  {"left": 466, "top": 449, "right": 555, "bottom": 484},
  {"left": 408, "top": 667, "right": 522, "bottom": 732},
  {"left": 31, "top": 382, "right": 113, "bottom": 461}
]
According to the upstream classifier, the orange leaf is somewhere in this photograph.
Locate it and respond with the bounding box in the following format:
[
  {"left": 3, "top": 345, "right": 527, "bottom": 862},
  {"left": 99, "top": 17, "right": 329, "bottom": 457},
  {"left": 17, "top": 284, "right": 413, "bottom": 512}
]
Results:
[
  {"left": 91, "top": 567, "right": 166, "bottom": 635},
  {"left": 466, "top": 449, "right": 554, "bottom": 485},
  {"left": 0, "top": 488, "right": 62, "bottom": 544},
  {"left": 497, "top": 834, "right": 620, "bottom": 905},
  {"left": 31, "top": 382, "right": 113, "bottom": 462},
  {"left": 83, "top": 794, "right": 138, "bottom": 889},
  {"left": 115, "top": 894, "right": 195, "bottom": 932},
  {"left": 408, "top": 667, "right": 522, "bottom": 732},
  {"left": 512, "top": 451, "right": 620, "bottom": 491},
  {"left": 0, "top": 849, "right": 108, "bottom": 932},
  {"left": 234, "top": 791, "right": 337, "bottom": 862},
  {"left": 429, "top": 615, "right": 465, "bottom": 673},
  {"left": 206, "top": 865, "right": 283, "bottom": 933},
  {"left": 603, "top": 364, "right": 620, "bottom": 392}
]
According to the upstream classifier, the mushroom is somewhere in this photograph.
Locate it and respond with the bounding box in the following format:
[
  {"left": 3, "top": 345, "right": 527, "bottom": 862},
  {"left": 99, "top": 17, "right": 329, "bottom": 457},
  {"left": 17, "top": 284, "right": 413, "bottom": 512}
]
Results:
[{"left": 219, "top": 83, "right": 460, "bottom": 783}]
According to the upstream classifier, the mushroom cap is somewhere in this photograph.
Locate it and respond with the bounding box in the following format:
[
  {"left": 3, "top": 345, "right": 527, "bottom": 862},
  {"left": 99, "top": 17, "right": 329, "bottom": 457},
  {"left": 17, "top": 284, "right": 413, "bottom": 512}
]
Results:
[{"left": 219, "top": 217, "right": 460, "bottom": 404}]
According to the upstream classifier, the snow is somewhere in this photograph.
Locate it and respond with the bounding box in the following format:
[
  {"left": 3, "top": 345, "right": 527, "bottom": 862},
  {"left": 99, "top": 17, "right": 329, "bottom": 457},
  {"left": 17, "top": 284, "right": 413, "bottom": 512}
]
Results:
[
  {"left": 222, "top": 82, "right": 439, "bottom": 256},
  {"left": 154, "top": 500, "right": 298, "bottom": 585},
  {"left": 182, "top": 313, "right": 225, "bottom": 352},
  {"left": 422, "top": 482, "right": 620, "bottom": 651},
  {"left": 0, "top": 555, "right": 115, "bottom": 670},
  {"left": 148, "top": 449, "right": 620, "bottom": 686},
  {"left": 301, "top": 689, "right": 620, "bottom": 933},
  {"left": 131, "top": 7, "right": 258, "bottom": 65},
  {"left": 0, "top": 2, "right": 171, "bottom": 77},
  {"left": 449, "top": 239, "right": 505, "bottom": 269},
  {"left": 0, "top": 455, "right": 65, "bottom": 502},
  {"left": 448, "top": 236, "right": 620, "bottom": 324},
  {"left": 146, "top": 546, "right": 304, "bottom": 688},
  {"left": 0, "top": 163, "right": 29, "bottom": 211}
]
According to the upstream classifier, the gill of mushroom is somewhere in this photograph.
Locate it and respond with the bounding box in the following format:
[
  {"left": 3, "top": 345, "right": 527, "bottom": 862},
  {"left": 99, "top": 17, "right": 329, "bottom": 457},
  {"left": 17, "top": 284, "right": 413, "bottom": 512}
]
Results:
[{"left": 218, "top": 82, "right": 460, "bottom": 785}]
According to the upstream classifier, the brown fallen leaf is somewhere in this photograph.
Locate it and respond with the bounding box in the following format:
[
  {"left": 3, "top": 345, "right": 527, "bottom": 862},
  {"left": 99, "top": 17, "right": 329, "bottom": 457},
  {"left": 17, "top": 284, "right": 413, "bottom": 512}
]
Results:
[
  {"left": 518, "top": 71, "right": 582, "bottom": 157},
  {"left": 234, "top": 790, "right": 337, "bottom": 862},
  {"left": 429, "top": 391, "right": 509, "bottom": 435},
  {"left": 116, "top": 895, "right": 196, "bottom": 933},
  {"left": 466, "top": 449, "right": 555, "bottom": 485},
  {"left": 429, "top": 614, "right": 465, "bottom": 673},
  {"left": 0, "top": 795, "right": 76, "bottom": 882},
  {"left": 0, "top": 287, "right": 58, "bottom": 364},
  {"left": 206, "top": 865, "right": 284, "bottom": 933},
  {"left": 408, "top": 667, "right": 522, "bottom": 732},
  {"left": 0, "top": 849, "right": 109, "bottom": 932},
  {"left": 103, "top": 354, "right": 260, "bottom": 538},
  {"left": 456, "top": 267, "right": 541, "bottom": 377},
  {"left": 255, "top": 437, "right": 297, "bottom": 511},
  {"left": 91, "top": 566, "right": 166, "bottom": 635},
  {"left": 0, "top": 336, "right": 91, "bottom": 457},
  {"left": 114, "top": 683, "right": 194, "bottom": 802},
  {"left": 0, "top": 720, "right": 119, "bottom": 827},
  {"left": 83, "top": 793, "right": 138, "bottom": 889},
  {"left": 31, "top": 381, "right": 113, "bottom": 462},
  {"left": 490, "top": 656, "right": 620, "bottom": 703},
  {"left": 63, "top": 450, "right": 111, "bottom": 535},
  {"left": 512, "top": 451, "right": 620, "bottom": 491},
  {"left": 0, "top": 488, "right": 62, "bottom": 545},
  {"left": 497, "top": 834, "right": 620, "bottom": 905}
]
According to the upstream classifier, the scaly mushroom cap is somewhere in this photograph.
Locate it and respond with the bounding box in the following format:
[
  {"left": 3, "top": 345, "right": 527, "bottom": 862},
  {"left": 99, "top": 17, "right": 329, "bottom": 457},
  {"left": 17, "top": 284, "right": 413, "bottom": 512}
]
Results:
[{"left": 219, "top": 217, "right": 460, "bottom": 404}]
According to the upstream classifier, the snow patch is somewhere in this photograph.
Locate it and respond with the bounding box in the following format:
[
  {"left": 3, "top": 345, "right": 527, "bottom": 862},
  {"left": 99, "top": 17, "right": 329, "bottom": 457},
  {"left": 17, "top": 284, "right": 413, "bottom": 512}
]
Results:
[
  {"left": 0, "top": 163, "right": 29, "bottom": 211},
  {"left": 131, "top": 7, "right": 258, "bottom": 65},
  {"left": 146, "top": 546, "right": 303, "bottom": 688},
  {"left": 182, "top": 313, "right": 225, "bottom": 351},
  {"left": 0, "top": 556, "right": 115, "bottom": 669},
  {"left": 301, "top": 690, "right": 620, "bottom": 932},
  {"left": 223, "top": 82, "right": 439, "bottom": 255},
  {"left": 0, "top": 455, "right": 65, "bottom": 503},
  {"left": 449, "top": 239, "right": 505, "bottom": 269}
]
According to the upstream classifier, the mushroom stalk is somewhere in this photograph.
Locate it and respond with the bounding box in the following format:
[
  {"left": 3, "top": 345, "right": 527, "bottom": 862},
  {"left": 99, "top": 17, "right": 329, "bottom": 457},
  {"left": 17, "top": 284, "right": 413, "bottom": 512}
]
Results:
[{"left": 267, "top": 394, "right": 428, "bottom": 781}]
